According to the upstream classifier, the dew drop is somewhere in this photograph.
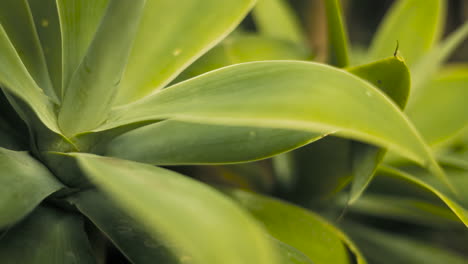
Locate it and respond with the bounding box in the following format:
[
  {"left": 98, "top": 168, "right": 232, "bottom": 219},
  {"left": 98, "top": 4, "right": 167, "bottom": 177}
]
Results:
[
  {"left": 366, "top": 91, "right": 372, "bottom": 97},
  {"left": 41, "top": 19, "right": 49, "bottom": 27},
  {"left": 173, "top": 48, "right": 182, "bottom": 56}
]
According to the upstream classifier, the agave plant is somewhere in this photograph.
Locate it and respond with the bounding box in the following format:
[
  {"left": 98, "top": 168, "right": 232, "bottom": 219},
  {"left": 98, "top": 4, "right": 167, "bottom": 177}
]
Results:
[
  {"left": 180, "top": 0, "right": 468, "bottom": 262},
  {"left": 0, "top": 0, "right": 465, "bottom": 263}
]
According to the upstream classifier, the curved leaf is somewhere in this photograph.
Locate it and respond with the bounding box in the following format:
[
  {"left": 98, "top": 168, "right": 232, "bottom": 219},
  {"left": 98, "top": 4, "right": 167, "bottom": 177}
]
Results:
[
  {"left": 367, "top": 0, "right": 445, "bottom": 66},
  {"left": 73, "top": 153, "right": 279, "bottom": 264},
  {"left": 407, "top": 65, "right": 468, "bottom": 145},
  {"left": 0, "top": 25, "right": 59, "bottom": 133},
  {"left": 0, "top": 0, "right": 56, "bottom": 100},
  {"left": 115, "top": 0, "right": 256, "bottom": 105},
  {"left": 0, "top": 148, "right": 62, "bottom": 229},
  {"left": 341, "top": 194, "right": 461, "bottom": 227},
  {"left": 71, "top": 190, "right": 180, "bottom": 264},
  {"left": 347, "top": 56, "right": 410, "bottom": 203},
  {"left": 227, "top": 189, "right": 367, "bottom": 264},
  {"left": 342, "top": 222, "right": 468, "bottom": 264},
  {"left": 100, "top": 61, "right": 446, "bottom": 187},
  {"left": 0, "top": 206, "right": 96, "bottom": 264},
  {"left": 271, "top": 237, "right": 314, "bottom": 264},
  {"left": 252, "top": 0, "right": 305, "bottom": 45},
  {"left": 378, "top": 165, "right": 468, "bottom": 227},
  {"left": 58, "top": 0, "right": 146, "bottom": 136},
  {"left": 105, "top": 120, "right": 323, "bottom": 165}
]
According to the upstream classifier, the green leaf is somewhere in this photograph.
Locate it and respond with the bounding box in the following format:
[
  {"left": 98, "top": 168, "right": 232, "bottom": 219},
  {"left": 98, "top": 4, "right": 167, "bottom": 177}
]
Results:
[
  {"left": 342, "top": 222, "right": 468, "bottom": 264},
  {"left": 227, "top": 189, "right": 367, "bottom": 264},
  {"left": 105, "top": 120, "right": 323, "bottom": 165},
  {"left": 410, "top": 20, "right": 468, "bottom": 95},
  {"left": 346, "top": 56, "right": 410, "bottom": 203},
  {"left": 378, "top": 165, "right": 468, "bottom": 227},
  {"left": 73, "top": 153, "right": 279, "bottom": 264},
  {"left": 114, "top": 0, "right": 256, "bottom": 105},
  {"left": 324, "top": 0, "right": 350, "bottom": 67},
  {"left": 0, "top": 206, "right": 96, "bottom": 264},
  {"left": 27, "top": 0, "right": 63, "bottom": 97},
  {"left": 56, "top": 0, "right": 109, "bottom": 96},
  {"left": 407, "top": 65, "right": 468, "bottom": 145},
  {"left": 0, "top": 0, "right": 56, "bottom": 101},
  {"left": 0, "top": 147, "right": 62, "bottom": 229},
  {"left": 58, "top": 0, "right": 146, "bottom": 136},
  {"left": 367, "top": 0, "right": 445, "bottom": 66},
  {"left": 100, "top": 61, "right": 446, "bottom": 188},
  {"left": 0, "top": 24, "right": 59, "bottom": 133},
  {"left": 71, "top": 190, "right": 180, "bottom": 264},
  {"left": 341, "top": 194, "right": 461, "bottom": 227},
  {"left": 178, "top": 33, "right": 310, "bottom": 80},
  {"left": 252, "top": 0, "right": 305, "bottom": 45}
]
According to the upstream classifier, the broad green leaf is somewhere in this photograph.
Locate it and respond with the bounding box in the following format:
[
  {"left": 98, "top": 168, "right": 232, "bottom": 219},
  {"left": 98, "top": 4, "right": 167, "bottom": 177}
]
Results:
[
  {"left": 71, "top": 190, "right": 180, "bottom": 264},
  {"left": 0, "top": 147, "right": 62, "bottom": 229},
  {"left": 227, "top": 189, "right": 367, "bottom": 264},
  {"left": 98, "top": 61, "right": 446, "bottom": 188},
  {"left": 0, "top": 0, "right": 56, "bottom": 101},
  {"left": 407, "top": 65, "right": 468, "bottom": 145},
  {"left": 410, "top": 20, "right": 468, "bottom": 95},
  {"left": 346, "top": 56, "right": 410, "bottom": 203},
  {"left": 367, "top": 0, "right": 445, "bottom": 66},
  {"left": 341, "top": 194, "right": 461, "bottom": 227},
  {"left": 324, "top": 0, "right": 350, "bottom": 67},
  {"left": 378, "top": 165, "right": 468, "bottom": 227},
  {"left": 73, "top": 153, "right": 279, "bottom": 264},
  {"left": 28, "top": 0, "right": 62, "bottom": 97},
  {"left": 0, "top": 25, "right": 59, "bottom": 133},
  {"left": 105, "top": 120, "right": 323, "bottom": 165},
  {"left": 0, "top": 206, "right": 96, "bottom": 264},
  {"left": 252, "top": 0, "right": 305, "bottom": 45},
  {"left": 56, "top": 0, "right": 109, "bottom": 96},
  {"left": 115, "top": 0, "right": 256, "bottom": 105},
  {"left": 178, "top": 33, "right": 310, "bottom": 80},
  {"left": 58, "top": 0, "right": 146, "bottom": 136},
  {"left": 342, "top": 222, "right": 468, "bottom": 264}
]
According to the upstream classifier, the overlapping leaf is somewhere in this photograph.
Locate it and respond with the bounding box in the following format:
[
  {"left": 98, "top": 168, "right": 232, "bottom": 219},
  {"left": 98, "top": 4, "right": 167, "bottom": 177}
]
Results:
[
  {"left": 115, "top": 0, "right": 256, "bottom": 105},
  {"left": 73, "top": 153, "right": 279, "bottom": 264},
  {"left": 0, "top": 148, "right": 62, "bottom": 229}
]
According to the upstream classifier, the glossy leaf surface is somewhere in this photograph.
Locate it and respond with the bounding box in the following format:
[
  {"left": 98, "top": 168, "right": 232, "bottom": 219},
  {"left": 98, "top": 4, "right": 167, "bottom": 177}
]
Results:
[
  {"left": 0, "top": 148, "right": 62, "bottom": 229},
  {"left": 73, "top": 153, "right": 279, "bottom": 264},
  {"left": 0, "top": 206, "right": 96, "bottom": 264},
  {"left": 367, "top": 0, "right": 445, "bottom": 66},
  {"left": 100, "top": 61, "right": 439, "bottom": 180},
  {"left": 105, "top": 120, "right": 323, "bottom": 165},
  {"left": 115, "top": 0, "right": 256, "bottom": 104}
]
